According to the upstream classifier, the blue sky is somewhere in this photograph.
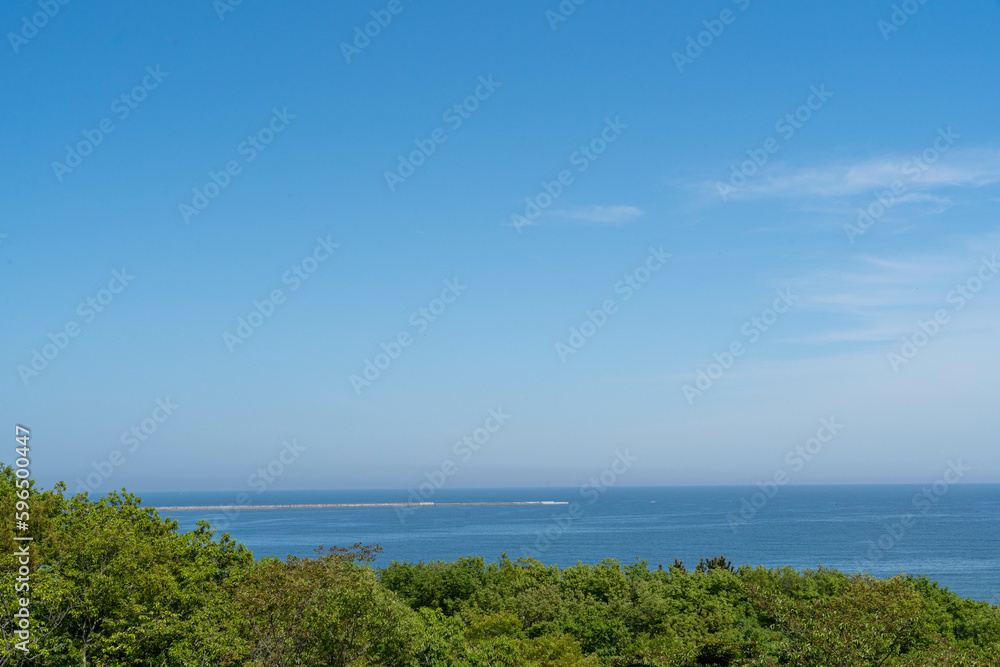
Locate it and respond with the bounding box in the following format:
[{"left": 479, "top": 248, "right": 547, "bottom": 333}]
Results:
[{"left": 3, "top": 0, "right": 999, "bottom": 493}]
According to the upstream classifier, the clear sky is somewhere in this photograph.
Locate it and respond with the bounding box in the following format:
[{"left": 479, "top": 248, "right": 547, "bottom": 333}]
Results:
[{"left": 3, "top": 0, "right": 999, "bottom": 493}]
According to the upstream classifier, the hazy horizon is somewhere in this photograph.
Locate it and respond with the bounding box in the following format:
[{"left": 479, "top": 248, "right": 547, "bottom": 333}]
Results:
[{"left": 125, "top": 481, "right": 1000, "bottom": 497}]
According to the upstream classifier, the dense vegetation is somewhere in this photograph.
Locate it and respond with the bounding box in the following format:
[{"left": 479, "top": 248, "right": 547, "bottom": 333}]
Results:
[{"left": 2, "top": 465, "right": 999, "bottom": 666}]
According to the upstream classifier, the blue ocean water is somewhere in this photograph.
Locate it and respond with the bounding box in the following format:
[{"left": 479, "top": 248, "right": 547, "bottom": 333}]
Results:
[{"left": 138, "top": 485, "right": 1000, "bottom": 605}]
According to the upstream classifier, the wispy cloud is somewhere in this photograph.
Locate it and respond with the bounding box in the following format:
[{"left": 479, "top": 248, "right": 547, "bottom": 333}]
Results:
[
  {"left": 701, "top": 148, "right": 1000, "bottom": 202},
  {"left": 549, "top": 205, "right": 644, "bottom": 225},
  {"left": 788, "top": 241, "right": 1000, "bottom": 344}
]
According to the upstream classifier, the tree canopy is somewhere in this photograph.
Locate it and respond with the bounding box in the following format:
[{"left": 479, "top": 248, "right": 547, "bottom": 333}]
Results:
[{"left": 2, "top": 465, "right": 998, "bottom": 666}]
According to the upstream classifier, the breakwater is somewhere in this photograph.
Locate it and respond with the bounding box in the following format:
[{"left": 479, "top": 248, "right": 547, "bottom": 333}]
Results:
[{"left": 153, "top": 500, "right": 568, "bottom": 511}]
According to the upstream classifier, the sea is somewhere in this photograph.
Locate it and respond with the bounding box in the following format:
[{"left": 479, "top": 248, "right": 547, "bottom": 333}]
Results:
[{"left": 137, "top": 484, "right": 1000, "bottom": 605}]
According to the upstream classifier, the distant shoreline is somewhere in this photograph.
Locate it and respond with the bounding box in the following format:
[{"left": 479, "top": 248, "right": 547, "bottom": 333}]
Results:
[{"left": 152, "top": 501, "right": 569, "bottom": 511}]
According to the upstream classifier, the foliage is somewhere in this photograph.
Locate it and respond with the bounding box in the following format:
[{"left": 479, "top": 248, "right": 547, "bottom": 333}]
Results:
[{"left": 2, "top": 465, "right": 999, "bottom": 666}]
